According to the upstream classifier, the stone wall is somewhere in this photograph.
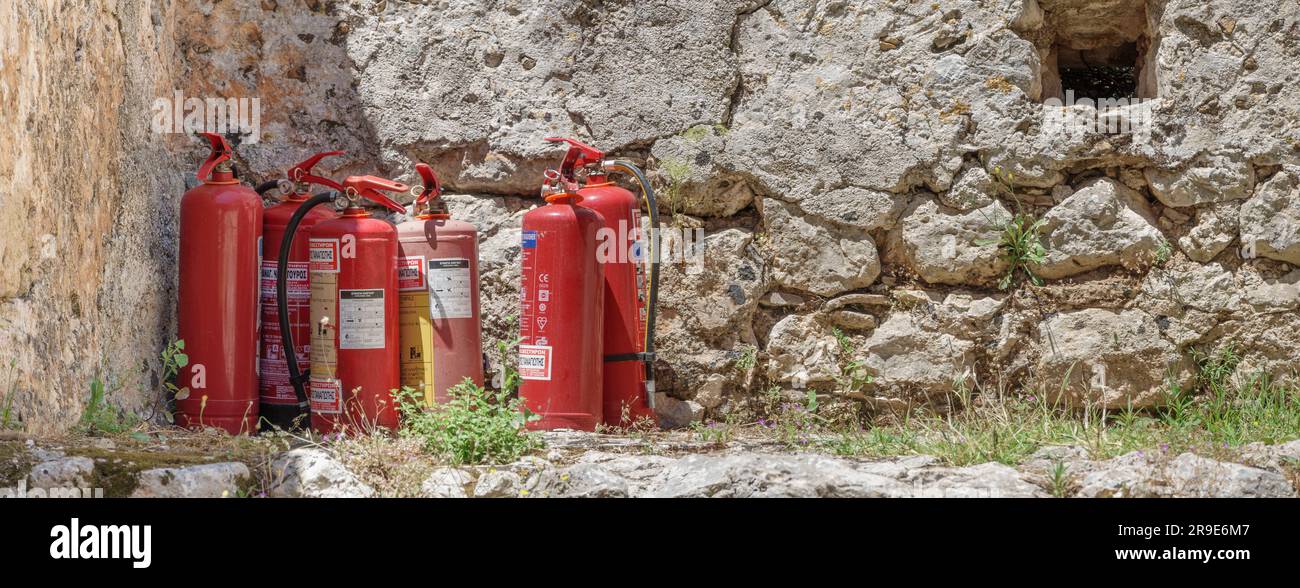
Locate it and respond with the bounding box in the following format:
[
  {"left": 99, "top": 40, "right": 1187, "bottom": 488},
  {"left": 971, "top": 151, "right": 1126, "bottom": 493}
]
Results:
[{"left": 3, "top": 0, "right": 1298, "bottom": 432}]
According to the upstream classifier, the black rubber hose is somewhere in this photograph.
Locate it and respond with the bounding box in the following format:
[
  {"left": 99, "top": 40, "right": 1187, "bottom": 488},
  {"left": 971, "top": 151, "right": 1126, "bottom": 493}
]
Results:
[
  {"left": 277, "top": 191, "right": 336, "bottom": 409},
  {"left": 255, "top": 180, "right": 282, "bottom": 196},
  {"left": 603, "top": 161, "right": 660, "bottom": 408}
]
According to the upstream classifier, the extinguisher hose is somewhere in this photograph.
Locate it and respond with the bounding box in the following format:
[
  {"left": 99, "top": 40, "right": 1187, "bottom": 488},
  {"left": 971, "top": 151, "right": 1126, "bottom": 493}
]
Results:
[
  {"left": 277, "top": 191, "right": 337, "bottom": 409},
  {"left": 602, "top": 160, "right": 659, "bottom": 410},
  {"left": 254, "top": 180, "right": 282, "bottom": 196}
]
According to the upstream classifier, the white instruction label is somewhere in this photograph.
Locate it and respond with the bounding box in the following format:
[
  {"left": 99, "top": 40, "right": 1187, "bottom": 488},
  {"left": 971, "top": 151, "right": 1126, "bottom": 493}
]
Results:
[
  {"left": 339, "top": 289, "right": 385, "bottom": 349},
  {"left": 427, "top": 258, "right": 474, "bottom": 319}
]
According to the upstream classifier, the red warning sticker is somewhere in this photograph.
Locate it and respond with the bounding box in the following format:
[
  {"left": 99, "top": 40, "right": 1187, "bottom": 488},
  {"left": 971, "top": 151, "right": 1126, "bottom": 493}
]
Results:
[
  {"left": 518, "top": 344, "right": 552, "bottom": 381},
  {"left": 309, "top": 377, "right": 342, "bottom": 414},
  {"left": 398, "top": 255, "right": 426, "bottom": 291},
  {"left": 309, "top": 239, "right": 340, "bottom": 273}
]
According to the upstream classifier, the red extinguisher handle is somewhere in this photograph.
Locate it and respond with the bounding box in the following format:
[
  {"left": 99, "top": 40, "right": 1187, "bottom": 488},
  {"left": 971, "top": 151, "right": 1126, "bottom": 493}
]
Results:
[
  {"left": 544, "top": 137, "right": 604, "bottom": 183},
  {"left": 342, "top": 175, "right": 410, "bottom": 213},
  {"left": 196, "top": 132, "right": 233, "bottom": 181},
  {"left": 414, "top": 163, "right": 442, "bottom": 205},
  {"left": 288, "top": 150, "right": 346, "bottom": 192}
]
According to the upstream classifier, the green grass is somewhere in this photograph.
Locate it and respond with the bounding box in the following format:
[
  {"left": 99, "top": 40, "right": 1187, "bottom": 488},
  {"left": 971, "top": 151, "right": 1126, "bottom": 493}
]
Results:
[
  {"left": 768, "top": 347, "right": 1300, "bottom": 466},
  {"left": 80, "top": 377, "right": 139, "bottom": 435}
]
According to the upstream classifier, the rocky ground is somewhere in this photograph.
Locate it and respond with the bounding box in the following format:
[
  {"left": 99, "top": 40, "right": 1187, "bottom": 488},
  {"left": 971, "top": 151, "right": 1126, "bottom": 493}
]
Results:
[{"left": 3, "top": 431, "right": 1297, "bottom": 498}]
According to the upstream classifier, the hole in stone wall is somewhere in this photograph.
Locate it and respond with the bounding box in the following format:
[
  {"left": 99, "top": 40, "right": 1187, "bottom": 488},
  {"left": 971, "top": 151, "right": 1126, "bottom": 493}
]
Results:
[{"left": 1034, "top": 0, "right": 1159, "bottom": 102}]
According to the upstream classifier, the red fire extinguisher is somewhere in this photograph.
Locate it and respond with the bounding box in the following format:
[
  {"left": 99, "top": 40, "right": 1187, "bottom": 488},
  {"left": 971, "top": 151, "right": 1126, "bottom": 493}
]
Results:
[
  {"left": 544, "top": 138, "right": 660, "bottom": 427},
  {"left": 395, "top": 163, "right": 485, "bottom": 404},
  {"left": 176, "top": 132, "right": 263, "bottom": 434},
  {"left": 257, "top": 151, "right": 345, "bottom": 431},
  {"left": 276, "top": 175, "right": 408, "bottom": 435},
  {"left": 519, "top": 167, "right": 606, "bottom": 431}
]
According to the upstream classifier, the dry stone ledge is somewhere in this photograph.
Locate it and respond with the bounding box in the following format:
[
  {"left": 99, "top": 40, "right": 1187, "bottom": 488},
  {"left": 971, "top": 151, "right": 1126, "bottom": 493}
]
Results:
[
  {"left": 131, "top": 463, "right": 251, "bottom": 498},
  {"left": 268, "top": 448, "right": 375, "bottom": 498}
]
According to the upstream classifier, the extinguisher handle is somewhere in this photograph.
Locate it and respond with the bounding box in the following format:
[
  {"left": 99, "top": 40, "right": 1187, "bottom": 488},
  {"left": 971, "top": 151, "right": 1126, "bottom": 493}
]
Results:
[
  {"left": 544, "top": 137, "right": 604, "bottom": 183},
  {"left": 342, "top": 175, "right": 410, "bottom": 213},
  {"left": 288, "top": 150, "right": 346, "bottom": 192},
  {"left": 414, "top": 163, "right": 442, "bottom": 205},
  {"left": 196, "top": 132, "right": 233, "bottom": 181}
]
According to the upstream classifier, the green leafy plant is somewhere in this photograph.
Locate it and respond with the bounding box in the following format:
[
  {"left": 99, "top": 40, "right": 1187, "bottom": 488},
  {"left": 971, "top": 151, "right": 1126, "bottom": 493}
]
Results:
[
  {"left": 159, "top": 339, "right": 189, "bottom": 424},
  {"left": 81, "top": 377, "right": 137, "bottom": 434},
  {"left": 1154, "top": 238, "right": 1173, "bottom": 265},
  {"left": 2, "top": 358, "right": 16, "bottom": 430},
  {"left": 658, "top": 158, "right": 694, "bottom": 224},
  {"left": 396, "top": 380, "right": 541, "bottom": 465},
  {"left": 831, "top": 328, "right": 874, "bottom": 395},
  {"left": 980, "top": 212, "right": 1047, "bottom": 289},
  {"left": 734, "top": 346, "right": 757, "bottom": 373},
  {"left": 1050, "top": 461, "right": 1071, "bottom": 498}
]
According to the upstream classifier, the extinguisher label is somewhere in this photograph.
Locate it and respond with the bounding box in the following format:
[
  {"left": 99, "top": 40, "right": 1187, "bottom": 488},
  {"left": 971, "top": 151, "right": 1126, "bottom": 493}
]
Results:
[
  {"left": 309, "top": 239, "right": 340, "bottom": 273},
  {"left": 260, "top": 260, "right": 312, "bottom": 404},
  {"left": 518, "top": 344, "right": 552, "bottom": 381},
  {"left": 398, "top": 256, "right": 427, "bottom": 291},
  {"left": 339, "top": 289, "right": 386, "bottom": 349},
  {"left": 521, "top": 230, "right": 538, "bottom": 249},
  {"left": 427, "top": 258, "right": 474, "bottom": 319},
  {"left": 309, "top": 377, "right": 342, "bottom": 414}
]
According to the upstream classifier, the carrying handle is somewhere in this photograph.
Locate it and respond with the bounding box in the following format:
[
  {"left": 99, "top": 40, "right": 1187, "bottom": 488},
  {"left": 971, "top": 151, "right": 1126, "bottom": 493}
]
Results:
[
  {"left": 341, "top": 175, "right": 410, "bottom": 213},
  {"left": 196, "top": 132, "right": 233, "bottom": 181},
  {"left": 413, "top": 163, "right": 442, "bottom": 206},
  {"left": 288, "top": 151, "right": 346, "bottom": 192},
  {"left": 544, "top": 137, "right": 604, "bottom": 183}
]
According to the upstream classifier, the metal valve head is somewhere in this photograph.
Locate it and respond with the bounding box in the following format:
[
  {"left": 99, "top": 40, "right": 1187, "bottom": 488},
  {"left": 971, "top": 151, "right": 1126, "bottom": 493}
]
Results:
[
  {"left": 288, "top": 150, "right": 346, "bottom": 192},
  {"left": 544, "top": 137, "right": 604, "bottom": 183},
  {"left": 413, "top": 162, "right": 442, "bottom": 205},
  {"left": 341, "top": 175, "right": 410, "bottom": 213},
  {"left": 196, "top": 132, "right": 233, "bottom": 181}
]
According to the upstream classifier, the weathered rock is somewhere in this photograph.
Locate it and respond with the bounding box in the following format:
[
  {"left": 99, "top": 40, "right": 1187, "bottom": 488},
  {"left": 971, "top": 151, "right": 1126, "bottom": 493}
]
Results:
[
  {"left": 941, "top": 166, "right": 998, "bottom": 212},
  {"left": 901, "top": 462, "right": 1049, "bottom": 498},
  {"left": 27, "top": 456, "right": 95, "bottom": 489},
  {"left": 765, "top": 313, "right": 840, "bottom": 388},
  {"left": 1145, "top": 150, "right": 1256, "bottom": 208},
  {"left": 1237, "top": 440, "right": 1300, "bottom": 473},
  {"left": 761, "top": 198, "right": 880, "bottom": 297},
  {"left": 420, "top": 468, "right": 474, "bottom": 499},
  {"left": 654, "top": 393, "right": 704, "bottom": 429},
  {"left": 891, "top": 197, "right": 1010, "bottom": 287},
  {"left": 1078, "top": 452, "right": 1297, "bottom": 498},
  {"left": 1037, "top": 178, "right": 1164, "bottom": 279},
  {"left": 268, "top": 448, "right": 374, "bottom": 498},
  {"left": 472, "top": 469, "right": 524, "bottom": 498},
  {"left": 1179, "top": 201, "right": 1239, "bottom": 262},
  {"left": 650, "top": 453, "right": 909, "bottom": 498},
  {"left": 862, "top": 313, "right": 978, "bottom": 405},
  {"left": 1240, "top": 169, "right": 1300, "bottom": 266},
  {"left": 131, "top": 462, "right": 250, "bottom": 498},
  {"left": 1034, "top": 309, "right": 1195, "bottom": 408}
]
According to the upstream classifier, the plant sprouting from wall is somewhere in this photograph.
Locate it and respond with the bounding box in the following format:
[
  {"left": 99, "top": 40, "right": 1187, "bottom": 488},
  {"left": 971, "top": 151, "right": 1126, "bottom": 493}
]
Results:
[{"left": 979, "top": 212, "right": 1047, "bottom": 289}]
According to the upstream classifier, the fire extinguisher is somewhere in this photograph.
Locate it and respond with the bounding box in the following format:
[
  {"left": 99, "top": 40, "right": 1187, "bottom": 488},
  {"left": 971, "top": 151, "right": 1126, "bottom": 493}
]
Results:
[
  {"left": 543, "top": 138, "right": 661, "bottom": 427},
  {"left": 519, "top": 167, "right": 605, "bottom": 431},
  {"left": 176, "top": 132, "right": 263, "bottom": 434},
  {"left": 396, "top": 163, "right": 485, "bottom": 404},
  {"left": 275, "top": 174, "right": 408, "bottom": 435},
  {"left": 256, "top": 151, "right": 345, "bottom": 431}
]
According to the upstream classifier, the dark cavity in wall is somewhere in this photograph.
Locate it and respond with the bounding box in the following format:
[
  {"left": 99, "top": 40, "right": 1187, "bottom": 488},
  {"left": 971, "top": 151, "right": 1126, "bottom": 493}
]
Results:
[{"left": 1035, "top": 0, "right": 1159, "bottom": 102}]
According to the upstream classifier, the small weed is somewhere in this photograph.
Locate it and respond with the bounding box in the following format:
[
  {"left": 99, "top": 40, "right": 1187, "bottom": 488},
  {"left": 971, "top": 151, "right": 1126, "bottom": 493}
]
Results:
[
  {"left": 81, "top": 377, "right": 138, "bottom": 435},
  {"left": 979, "top": 212, "right": 1047, "bottom": 289},
  {"left": 159, "top": 339, "right": 189, "bottom": 424},
  {"left": 690, "top": 413, "right": 741, "bottom": 447},
  {"left": 657, "top": 158, "right": 694, "bottom": 224},
  {"left": 2, "top": 358, "right": 16, "bottom": 430},
  {"left": 734, "top": 346, "right": 757, "bottom": 373},
  {"left": 830, "top": 327, "right": 874, "bottom": 396},
  {"left": 1154, "top": 238, "right": 1173, "bottom": 265},
  {"left": 1050, "top": 461, "right": 1071, "bottom": 498},
  {"left": 396, "top": 380, "right": 542, "bottom": 465}
]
